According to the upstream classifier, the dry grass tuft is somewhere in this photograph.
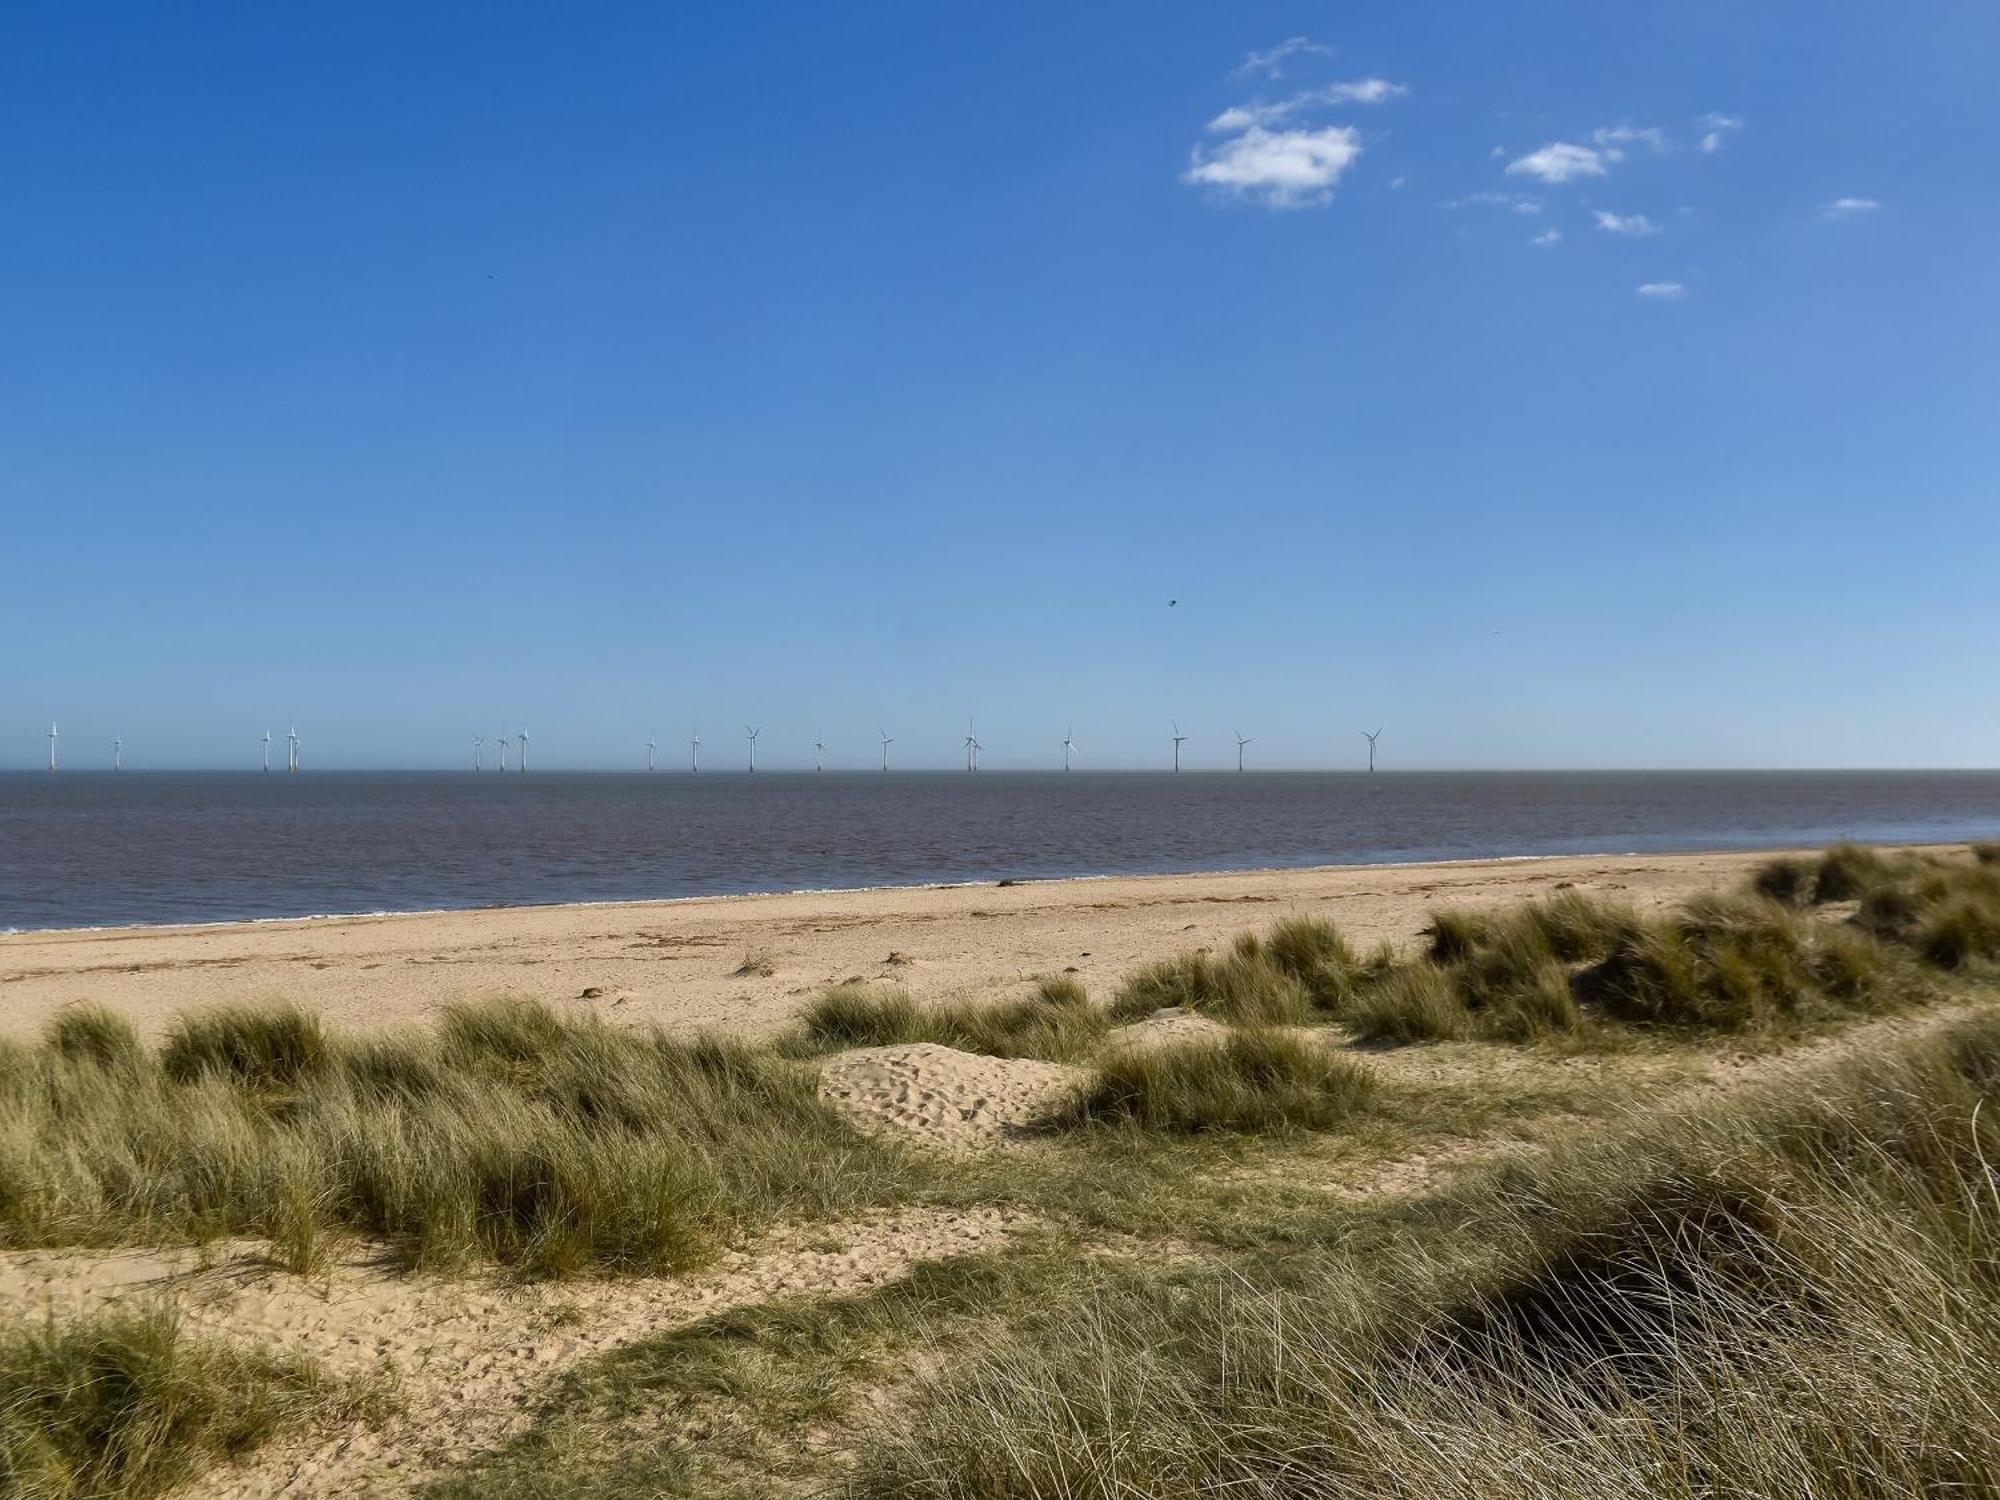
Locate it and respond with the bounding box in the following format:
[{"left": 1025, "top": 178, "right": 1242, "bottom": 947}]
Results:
[
  {"left": 0, "top": 1306, "right": 359, "bottom": 1500},
  {"left": 1052, "top": 1029, "right": 1377, "bottom": 1134},
  {"left": 789, "top": 978, "right": 1108, "bottom": 1062},
  {"left": 1110, "top": 946, "right": 1314, "bottom": 1027}
]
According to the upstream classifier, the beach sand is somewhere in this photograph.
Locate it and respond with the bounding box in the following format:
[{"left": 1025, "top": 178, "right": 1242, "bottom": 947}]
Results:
[{"left": 0, "top": 847, "right": 1875, "bottom": 1041}]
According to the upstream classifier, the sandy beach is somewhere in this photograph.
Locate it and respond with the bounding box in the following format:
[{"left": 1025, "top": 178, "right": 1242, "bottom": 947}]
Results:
[{"left": 0, "top": 847, "right": 1877, "bottom": 1040}]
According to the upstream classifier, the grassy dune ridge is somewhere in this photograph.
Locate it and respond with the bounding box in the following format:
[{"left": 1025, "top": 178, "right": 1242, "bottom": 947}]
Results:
[
  {"left": 853, "top": 1007, "right": 2000, "bottom": 1499},
  {"left": 1106, "top": 843, "right": 1998, "bottom": 1044},
  {"left": 0, "top": 997, "right": 927, "bottom": 1277}
]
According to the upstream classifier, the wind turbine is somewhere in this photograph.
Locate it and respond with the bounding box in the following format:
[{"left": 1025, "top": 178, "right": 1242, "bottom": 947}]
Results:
[
  {"left": 1234, "top": 730, "right": 1252, "bottom": 772},
  {"left": 962, "top": 718, "right": 982, "bottom": 772},
  {"left": 879, "top": 728, "right": 893, "bottom": 772},
  {"left": 646, "top": 738, "right": 657, "bottom": 772},
  {"left": 1171, "top": 721, "right": 1188, "bottom": 773},
  {"left": 473, "top": 734, "right": 483, "bottom": 771},
  {"left": 287, "top": 726, "right": 300, "bottom": 774},
  {"left": 744, "top": 725, "right": 760, "bottom": 773},
  {"left": 1062, "top": 727, "right": 1077, "bottom": 772},
  {"left": 47, "top": 722, "right": 57, "bottom": 774},
  {"left": 262, "top": 730, "right": 271, "bottom": 774},
  {"left": 690, "top": 729, "right": 701, "bottom": 772},
  {"left": 1361, "top": 727, "right": 1383, "bottom": 773},
  {"left": 498, "top": 732, "right": 509, "bottom": 772},
  {"left": 517, "top": 726, "right": 529, "bottom": 773},
  {"left": 814, "top": 734, "right": 826, "bottom": 773},
  {"left": 113, "top": 736, "right": 122, "bottom": 772}
]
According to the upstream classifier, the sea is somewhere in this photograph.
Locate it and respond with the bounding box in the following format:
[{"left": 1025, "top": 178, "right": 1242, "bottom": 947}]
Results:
[{"left": 2, "top": 770, "right": 1997, "bottom": 933}]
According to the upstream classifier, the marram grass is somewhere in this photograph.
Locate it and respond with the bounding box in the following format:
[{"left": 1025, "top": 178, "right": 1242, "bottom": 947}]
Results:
[
  {"left": 0, "top": 999, "right": 924, "bottom": 1278},
  {"left": 789, "top": 976, "right": 1108, "bottom": 1062},
  {"left": 1053, "top": 1028, "right": 1377, "bottom": 1134},
  {"left": 0, "top": 1306, "right": 359, "bottom": 1500},
  {"left": 853, "top": 1008, "right": 2000, "bottom": 1500}
]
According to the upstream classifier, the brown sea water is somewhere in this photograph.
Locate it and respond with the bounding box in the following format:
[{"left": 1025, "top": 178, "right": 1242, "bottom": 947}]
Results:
[{"left": 3, "top": 770, "right": 1997, "bottom": 931}]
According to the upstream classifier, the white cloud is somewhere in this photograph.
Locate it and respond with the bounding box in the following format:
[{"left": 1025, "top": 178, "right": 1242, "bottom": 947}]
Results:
[
  {"left": 1822, "top": 196, "right": 1883, "bottom": 217},
  {"left": 1206, "top": 78, "right": 1408, "bottom": 133},
  {"left": 1389, "top": 175, "right": 1407, "bottom": 190},
  {"left": 1234, "top": 37, "right": 1332, "bottom": 78},
  {"left": 1594, "top": 209, "right": 1662, "bottom": 236},
  {"left": 1320, "top": 77, "right": 1407, "bottom": 105},
  {"left": 1184, "top": 125, "right": 1363, "bottom": 208},
  {"left": 1593, "top": 124, "right": 1668, "bottom": 152},
  {"left": 1453, "top": 189, "right": 1544, "bottom": 214},
  {"left": 1697, "top": 112, "right": 1744, "bottom": 153},
  {"left": 1532, "top": 227, "right": 1563, "bottom": 248},
  {"left": 1635, "top": 281, "right": 1687, "bottom": 298},
  {"left": 1505, "top": 141, "right": 1614, "bottom": 184}
]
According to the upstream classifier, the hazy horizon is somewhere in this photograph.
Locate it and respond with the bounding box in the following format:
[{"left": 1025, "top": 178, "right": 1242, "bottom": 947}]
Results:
[{"left": 10, "top": 761, "right": 2000, "bottom": 777}]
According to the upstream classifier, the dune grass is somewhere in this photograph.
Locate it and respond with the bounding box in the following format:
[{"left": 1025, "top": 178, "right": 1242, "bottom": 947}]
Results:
[
  {"left": 851, "top": 1007, "right": 2000, "bottom": 1499},
  {"left": 1105, "top": 915, "right": 1373, "bottom": 1024},
  {"left": 1078, "top": 850, "right": 1998, "bottom": 1052},
  {"left": 1340, "top": 850, "right": 2000, "bottom": 1045},
  {"left": 0, "top": 1307, "right": 358, "bottom": 1500},
  {"left": 0, "top": 998, "right": 925, "bottom": 1278},
  {"left": 1108, "top": 940, "right": 1316, "bottom": 1026},
  {"left": 1052, "top": 1029, "right": 1377, "bottom": 1135},
  {"left": 788, "top": 976, "right": 1108, "bottom": 1062}
]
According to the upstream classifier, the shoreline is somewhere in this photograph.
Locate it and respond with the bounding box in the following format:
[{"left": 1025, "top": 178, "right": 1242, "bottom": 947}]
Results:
[
  {"left": 4, "top": 844, "right": 1955, "bottom": 1043},
  {"left": 7, "top": 835, "right": 1981, "bottom": 942},
  {"left": 4, "top": 848, "right": 1614, "bottom": 942}
]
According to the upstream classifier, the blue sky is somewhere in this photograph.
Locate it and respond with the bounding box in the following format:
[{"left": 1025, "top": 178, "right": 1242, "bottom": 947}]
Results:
[{"left": 5, "top": 3, "right": 1996, "bottom": 771}]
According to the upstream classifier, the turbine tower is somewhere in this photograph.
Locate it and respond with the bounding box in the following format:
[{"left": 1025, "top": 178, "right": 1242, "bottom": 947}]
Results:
[
  {"left": 879, "top": 728, "right": 893, "bottom": 772},
  {"left": 113, "top": 736, "right": 122, "bottom": 772},
  {"left": 1171, "top": 722, "right": 1188, "bottom": 773},
  {"left": 962, "top": 718, "right": 981, "bottom": 772},
  {"left": 1234, "top": 730, "right": 1252, "bottom": 772},
  {"left": 1361, "top": 727, "right": 1383, "bottom": 773},
  {"left": 262, "top": 730, "right": 271, "bottom": 773},
  {"left": 518, "top": 726, "right": 529, "bottom": 773},
  {"left": 47, "top": 722, "right": 57, "bottom": 774},
  {"left": 646, "top": 738, "right": 657, "bottom": 772},
  {"left": 744, "top": 725, "right": 761, "bottom": 773},
  {"left": 690, "top": 729, "right": 701, "bottom": 772},
  {"left": 473, "top": 734, "right": 483, "bottom": 772},
  {"left": 287, "top": 726, "right": 300, "bottom": 774},
  {"left": 1062, "top": 727, "right": 1077, "bottom": 772},
  {"left": 498, "top": 733, "right": 509, "bottom": 772},
  {"left": 814, "top": 734, "right": 826, "bottom": 773}
]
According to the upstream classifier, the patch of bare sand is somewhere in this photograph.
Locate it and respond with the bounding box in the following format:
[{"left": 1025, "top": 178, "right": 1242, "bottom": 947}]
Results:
[
  {"left": 0, "top": 1205, "right": 1035, "bottom": 1500},
  {"left": 1103, "top": 1007, "right": 1228, "bottom": 1052},
  {"left": 818, "top": 1043, "right": 1084, "bottom": 1145}
]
